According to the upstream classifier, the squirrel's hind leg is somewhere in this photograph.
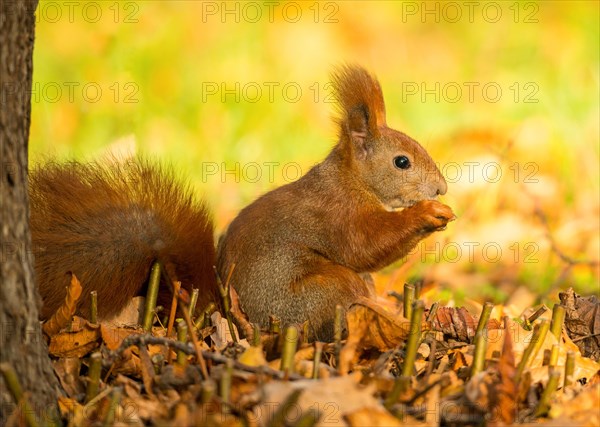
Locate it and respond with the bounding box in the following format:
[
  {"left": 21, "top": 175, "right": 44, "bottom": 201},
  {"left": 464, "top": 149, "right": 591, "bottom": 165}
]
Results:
[{"left": 288, "top": 263, "right": 374, "bottom": 342}]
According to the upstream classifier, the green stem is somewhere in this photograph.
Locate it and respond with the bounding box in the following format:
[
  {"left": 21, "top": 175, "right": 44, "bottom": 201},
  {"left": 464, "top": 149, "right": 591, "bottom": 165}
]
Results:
[
  {"left": 550, "top": 304, "right": 565, "bottom": 340},
  {"left": 177, "top": 319, "right": 188, "bottom": 367},
  {"left": 312, "top": 342, "right": 323, "bottom": 380},
  {"left": 85, "top": 352, "right": 103, "bottom": 403},
  {"left": 402, "top": 300, "right": 424, "bottom": 377},
  {"left": 564, "top": 351, "right": 575, "bottom": 388},
  {"left": 268, "top": 389, "right": 302, "bottom": 427},
  {"left": 474, "top": 302, "right": 493, "bottom": 343},
  {"left": 516, "top": 319, "right": 550, "bottom": 383},
  {"left": 280, "top": 326, "right": 299, "bottom": 375},
  {"left": 102, "top": 387, "right": 122, "bottom": 427},
  {"left": 534, "top": 371, "right": 560, "bottom": 417},
  {"left": 385, "top": 300, "right": 425, "bottom": 408},
  {"left": 215, "top": 265, "right": 238, "bottom": 343},
  {"left": 470, "top": 332, "right": 487, "bottom": 378},
  {"left": 220, "top": 358, "right": 233, "bottom": 413},
  {"left": 142, "top": 262, "right": 161, "bottom": 331},
  {"left": 189, "top": 288, "right": 199, "bottom": 317},
  {"left": 90, "top": 290, "right": 98, "bottom": 324},
  {"left": 0, "top": 363, "right": 40, "bottom": 427},
  {"left": 403, "top": 283, "right": 415, "bottom": 320}
]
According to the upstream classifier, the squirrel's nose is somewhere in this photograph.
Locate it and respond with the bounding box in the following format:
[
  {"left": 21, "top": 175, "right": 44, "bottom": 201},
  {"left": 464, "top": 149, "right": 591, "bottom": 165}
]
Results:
[{"left": 436, "top": 176, "right": 448, "bottom": 196}]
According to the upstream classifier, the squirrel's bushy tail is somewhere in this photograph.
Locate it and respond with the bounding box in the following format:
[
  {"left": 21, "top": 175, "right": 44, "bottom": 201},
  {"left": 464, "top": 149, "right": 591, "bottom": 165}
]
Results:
[{"left": 30, "top": 158, "right": 217, "bottom": 320}]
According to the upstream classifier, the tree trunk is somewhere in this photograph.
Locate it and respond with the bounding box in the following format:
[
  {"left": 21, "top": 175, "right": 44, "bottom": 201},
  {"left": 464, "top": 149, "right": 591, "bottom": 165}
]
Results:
[{"left": 1, "top": 1, "right": 62, "bottom": 424}]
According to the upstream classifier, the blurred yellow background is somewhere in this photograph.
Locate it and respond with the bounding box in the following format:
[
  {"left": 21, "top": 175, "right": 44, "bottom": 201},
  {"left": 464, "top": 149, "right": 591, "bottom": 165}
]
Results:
[{"left": 29, "top": 1, "right": 599, "bottom": 304}]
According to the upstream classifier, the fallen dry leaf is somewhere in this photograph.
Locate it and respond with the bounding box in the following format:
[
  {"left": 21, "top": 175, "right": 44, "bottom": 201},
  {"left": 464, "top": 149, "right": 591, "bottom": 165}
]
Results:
[
  {"left": 430, "top": 306, "right": 502, "bottom": 342},
  {"left": 52, "top": 357, "right": 85, "bottom": 398},
  {"left": 42, "top": 273, "right": 83, "bottom": 337},
  {"left": 257, "top": 373, "right": 383, "bottom": 427},
  {"left": 339, "top": 296, "right": 420, "bottom": 374},
  {"left": 100, "top": 324, "right": 141, "bottom": 351},
  {"left": 560, "top": 288, "right": 600, "bottom": 360},
  {"left": 48, "top": 323, "right": 100, "bottom": 358},
  {"left": 345, "top": 407, "right": 403, "bottom": 426},
  {"left": 493, "top": 318, "right": 517, "bottom": 424}
]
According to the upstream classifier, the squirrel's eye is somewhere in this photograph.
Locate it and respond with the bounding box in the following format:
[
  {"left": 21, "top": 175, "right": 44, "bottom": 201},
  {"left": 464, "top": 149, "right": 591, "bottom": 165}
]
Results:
[{"left": 394, "top": 155, "right": 411, "bottom": 170}]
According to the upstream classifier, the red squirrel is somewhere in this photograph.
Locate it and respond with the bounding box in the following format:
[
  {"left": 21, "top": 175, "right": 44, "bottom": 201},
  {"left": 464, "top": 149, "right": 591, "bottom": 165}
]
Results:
[
  {"left": 30, "top": 65, "right": 454, "bottom": 340},
  {"left": 30, "top": 159, "right": 217, "bottom": 320},
  {"left": 216, "top": 65, "right": 454, "bottom": 340}
]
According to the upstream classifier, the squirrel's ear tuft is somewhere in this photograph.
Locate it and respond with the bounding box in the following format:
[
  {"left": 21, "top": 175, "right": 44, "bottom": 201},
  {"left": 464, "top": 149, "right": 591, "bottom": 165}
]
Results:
[{"left": 331, "top": 64, "right": 387, "bottom": 154}]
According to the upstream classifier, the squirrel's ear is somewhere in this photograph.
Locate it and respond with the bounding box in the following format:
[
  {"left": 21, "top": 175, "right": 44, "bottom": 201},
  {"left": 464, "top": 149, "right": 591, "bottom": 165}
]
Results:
[{"left": 332, "top": 65, "right": 387, "bottom": 158}]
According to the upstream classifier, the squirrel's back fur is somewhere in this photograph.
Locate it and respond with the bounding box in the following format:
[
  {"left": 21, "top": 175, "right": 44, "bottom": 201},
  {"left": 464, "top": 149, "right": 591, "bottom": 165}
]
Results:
[{"left": 30, "top": 159, "right": 217, "bottom": 320}]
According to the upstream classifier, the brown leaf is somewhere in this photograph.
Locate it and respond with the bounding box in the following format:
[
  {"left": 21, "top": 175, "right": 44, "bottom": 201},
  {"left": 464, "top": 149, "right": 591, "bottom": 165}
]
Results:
[
  {"left": 42, "top": 273, "right": 83, "bottom": 337},
  {"left": 465, "top": 372, "right": 496, "bottom": 414},
  {"left": 560, "top": 288, "right": 600, "bottom": 360},
  {"left": 494, "top": 318, "right": 517, "bottom": 424},
  {"left": 346, "top": 407, "right": 403, "bottom": 426},
  {"left": 100, "top": 324, "right": 141, "bottom": 351},
  {"left": 230, "top": 286, "right": 254, "bottom": 339},
  {"left": 430, "top": 306, "right": 502, "bottom": 342},
  {"left": 339, "top": 297, "right": 417, "bottom": 374},
  {"left": 52, "top": 357, "right": 85, "bottom": 398},
  {"left": 349, "top": 296, "right": 419, "bottom": 350},
  {"left": 258, "top": 374, "right": 384, "bottom": 426},
  {"left": 549, "top": 383, "right": 600, "bottom": 425},
  {"left": 238, "top": 345, "right": 268, "bottom": 367},
  {"left": 138, "top": 345, "right": 156, "bottom": 397},
  {"left": 48, "top": 323, "right": 100, "bottom": 358}
]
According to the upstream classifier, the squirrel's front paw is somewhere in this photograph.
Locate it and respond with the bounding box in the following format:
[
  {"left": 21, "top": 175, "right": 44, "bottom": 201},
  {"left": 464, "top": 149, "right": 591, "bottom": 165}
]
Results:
[{"left": 411, "top": 200, "right": 456, "bottom": 233}]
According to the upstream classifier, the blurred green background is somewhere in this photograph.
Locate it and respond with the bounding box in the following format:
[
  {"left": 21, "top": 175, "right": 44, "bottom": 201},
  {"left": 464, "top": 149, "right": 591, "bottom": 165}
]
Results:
[{"left": 29, "top": 1, "right": 599, "bottom": 305}]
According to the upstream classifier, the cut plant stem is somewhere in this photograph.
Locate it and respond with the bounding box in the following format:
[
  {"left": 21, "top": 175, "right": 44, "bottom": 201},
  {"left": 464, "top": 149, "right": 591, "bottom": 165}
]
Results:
[
  {"left": 294, "top": 409, "right": 320, "bottom": 427},
  {"left": 403, "top": 283, "right": 415, "bottom": 320},
  {"left": 103, "top": 387, "right": 122, "bottom": 426},
  {"left": 142, "top": 262, "right": 161, "bottom": 331},
  {"left": 188, "top": 288, "right": 199, "bottom": 317},
  {"left": 177, "top": 319, "right": 188, "bottom": 367},
  {"left": 190, "top": 302, "right": 217, "bottom": 331},
  {"left": 220, "top": 358, "right": 233, "bottom": 413},
  {"left": 251, "top": 323, "right": 261, "bottom": 347},
  {"left": 549, "top": 344, "right": 559, "bottom": 367},
  {"left": 90, "top": 290, "right": 98, "bottom": 324},
  {"left": 201, "top": 380, "right": 216, "bottom": 404},
  {"left": 516, "top": 319, "right": 550, "bottom": 382},
  {"left": 402, "top": 300, "right": 424, "bottom": 377},
  {"left": 334, "top": 304, "right": 343, "bottom": 369},
  {"left": 194, "top": 302, "right": 216, "bottom": 331},
  {"left": 426, "top": 302, "right": 439, "bottom": 322},
  {"left": 215, "top": 265, "right": 238, "bottom": 343},
  {"left": 0, "top": 363, "right": 40, "bottom": 427},
  {"left": 269, "top": 315, "right": 281, "bottom": 335},
  {"left": 166, "top": 281, "right": 181, "bottom": 338},
  {"left": 269, "top": 389, "right": 302, "bottom": 427},
  {"left": 179, "top": 302, "right": 209, "bottom": 380},
  {"left": 534, "top": 370, "right": 560, "bottom": 417},
  {"left": 313, "top": 342, "right": 323, "bottom": 380},
  {"left": 280, "top": 325, "right": 299, "bottom": 376},
  {"left": 550, "top": 304, "right": 565, "bottom": 340},
  {"left": 564, "top": 351, "right": 575, "bottom": 388},
  {"left": 269, "top": 315, "right": 281, "bottom": 353},
  {"left": 85, "top": 352, "right": 103, "bottom": 403},
  {"left": 302, "top": 320, "right": 310, "bottom": 345},
  {"left": 470, "top": 332, "right": 487, "bottom": 378},
  {"left": 526, "top": 305, "right": 548, "bottom": 328},
  {"left": 385, "top": 300, "right": 425, "bottom": 408},
  {"left": 474, "top": 302, "right": 493, "bottom": 343},
  {"left": 384, "top": 376, "right": 411, "bottom": 409}
]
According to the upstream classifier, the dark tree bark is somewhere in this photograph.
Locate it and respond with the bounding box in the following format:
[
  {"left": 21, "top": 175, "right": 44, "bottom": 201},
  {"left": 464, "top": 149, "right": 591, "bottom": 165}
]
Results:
[{"left": 1, "top": 1, "right": 61, "bottom": 424}]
